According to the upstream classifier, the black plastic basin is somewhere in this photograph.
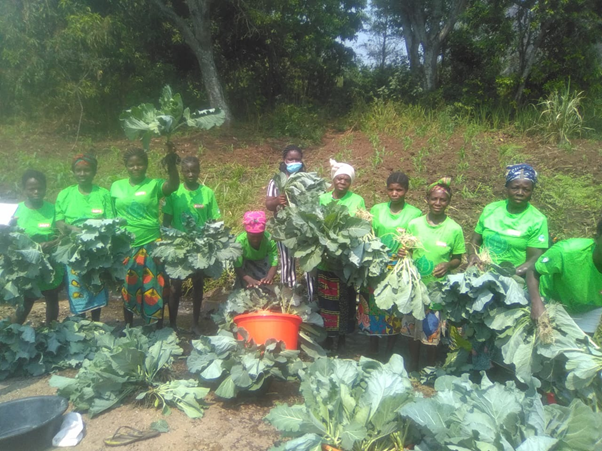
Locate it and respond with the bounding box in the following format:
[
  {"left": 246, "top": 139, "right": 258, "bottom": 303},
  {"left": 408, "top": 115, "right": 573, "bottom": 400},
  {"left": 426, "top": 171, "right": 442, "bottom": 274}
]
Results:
[{"left": 0, "top": 396, "right": 68, "bottom": 451}]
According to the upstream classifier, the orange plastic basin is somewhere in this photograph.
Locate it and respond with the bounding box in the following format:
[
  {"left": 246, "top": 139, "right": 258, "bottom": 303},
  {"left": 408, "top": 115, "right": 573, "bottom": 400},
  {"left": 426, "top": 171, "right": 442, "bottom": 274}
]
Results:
[{"left": 233, "top": 312, "right": 302, "bottom": 350}]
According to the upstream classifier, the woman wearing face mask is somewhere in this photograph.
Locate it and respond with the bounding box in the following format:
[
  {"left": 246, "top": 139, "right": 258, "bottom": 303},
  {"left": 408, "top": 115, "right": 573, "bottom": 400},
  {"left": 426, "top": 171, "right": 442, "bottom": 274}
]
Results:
[
  {"left": 55, "top": 154, "right": 115, "bottom": 321},
  {"left": 12, "top": 169, "right": 65, "bottom": 325},
  {"left": 316, "top": 159, "right": 365, "bottom": 353},
  {"left": 266, "top": 145, "right": 314, "bottom": 297}
]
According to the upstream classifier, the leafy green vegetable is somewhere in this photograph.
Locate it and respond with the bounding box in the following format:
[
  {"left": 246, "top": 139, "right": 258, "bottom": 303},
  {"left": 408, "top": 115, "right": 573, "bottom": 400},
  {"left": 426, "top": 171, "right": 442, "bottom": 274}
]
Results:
[
  {"left": 151, "top": 218, "right": 242, "bottom": 280},
  {"left": 400, "top": 372, "right": 602, "bottom": 451},
  {"left": 120, "top": 85, "right": 226, "bottom": 150},
  {"left": 266, "top": 355, "right": 415, "bottom": 451},
  {"left": 0, "top": 225, "right": 54, "bottom": 306},
  {"left": 187, "top": 330, "right": 305, "bottom": 399},
  {"left": 53, "top": 218, "right": 133, "bottom": 292},
  {"left": 50, "top": 327, "right": 209, "bottom": 418},
  {"left": 272, "top": 172, "right": 327, "bottom": 207},
  {"left": 0, "top": 317, "right": 113, "bottom": 380},
  {"left": 269, "top": 198, "right": 390, "bottom": 289}
]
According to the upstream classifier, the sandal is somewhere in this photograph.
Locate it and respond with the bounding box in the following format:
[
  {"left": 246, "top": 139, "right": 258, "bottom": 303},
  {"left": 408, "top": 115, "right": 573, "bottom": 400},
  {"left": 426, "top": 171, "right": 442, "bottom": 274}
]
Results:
[{"left": 104, "top": 426, "right": 161, "bottom": 447}]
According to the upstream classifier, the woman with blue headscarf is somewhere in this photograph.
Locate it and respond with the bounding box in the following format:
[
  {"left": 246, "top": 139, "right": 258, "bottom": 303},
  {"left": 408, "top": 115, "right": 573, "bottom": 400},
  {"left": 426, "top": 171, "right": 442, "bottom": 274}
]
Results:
[{"left": 468, "top": 164, "right": 549, "bottom": 276}]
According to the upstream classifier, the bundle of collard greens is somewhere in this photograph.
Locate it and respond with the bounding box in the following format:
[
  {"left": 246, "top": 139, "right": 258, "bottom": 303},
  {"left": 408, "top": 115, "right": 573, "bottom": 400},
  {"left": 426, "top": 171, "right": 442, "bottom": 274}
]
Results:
[
  {"left": 53, "top": 219, "right": 133, "bottom": 292},
  {"left": 187, "top": 330, "right": 305, "bottom": 399},
  {"left": 0, "top": 225, "right": 54, "bottom": 305},
  {"left": 152, "top": 218, "right": 241, "bottom": 280},
  {"left": 50, "top": 327, "right": 209, "bottom": 418},
  {"left": 431, "top": 266, "right": 602, "bottom": 410},
  {"left": 265, "top": 354, "right": 416, "bottom": 451},
  {"left": 269, "top": 198, "right": 389, "bottom": 289},
  {"left": 0, "top": 317, "right": 112, "bottom": 380},
  {"left": 272, "top": 171, "right": 327, "bottom": 207},
  {"left": 400, "top": 373, "right": 602, "bottom": 451},
  {"left": 212, "top": 286, "right": 326, "bottom": 356}
]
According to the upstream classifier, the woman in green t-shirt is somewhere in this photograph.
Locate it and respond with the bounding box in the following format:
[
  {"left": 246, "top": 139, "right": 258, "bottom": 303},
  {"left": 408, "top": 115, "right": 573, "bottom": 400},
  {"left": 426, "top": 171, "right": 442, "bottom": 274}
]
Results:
[
  {"left": 317, "top": 159, "right": 365, "bottom": 353},
  {"left": 468, "top": 164, "right": 548, "bottom": 276},
  {"left": 55, "top": 154, "right": 114, "bottom": 321},
  {"left": 234, "top": 211, "right": 278, "bottom": 288},
  {"left": 12, "top": 169, "right": 64, "bottom": 325},
  {"left": 110, "top": 148, "right": 179, "bottom": 326},
  {"left": 358, "top": 171, "right": 422, "bottom": 357},
  {"left": 402, "top": 178, "right": 466, "bottom": 370},
  {"left": 163, "top": 156, "right": 220, "bottom": 333}
]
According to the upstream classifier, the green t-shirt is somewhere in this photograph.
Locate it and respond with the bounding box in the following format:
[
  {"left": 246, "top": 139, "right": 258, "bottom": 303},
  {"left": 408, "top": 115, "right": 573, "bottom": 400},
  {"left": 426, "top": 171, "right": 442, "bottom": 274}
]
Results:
[
  {"left": 15, "top": 202, "right": 58, "bottom": 243},
  {"left": 371, "top": 202, "right": 422, "bottom": 253},
  {"left": 110, "top": 178, "right": 165, "bottom": 247},
  {"left": 319, "top": 191, "right": 365, "bottom": 216},
  {"left": 408, "top": 215, "right": 466, "bottom": 286},
  {"left": 55, "top": 184, "right": 115, "bottom": 226},
  {"left": 234, "top": 232, "right": 279, "bottom": 268},
  {"left": 163, "top": 183, "right": 221, "bottom": 231},
  {"left": 475, "top": 200, "right": 548, "bottom": 267},
  {"left": 536, "top": 238, "right": 602, "bottom": 314}
]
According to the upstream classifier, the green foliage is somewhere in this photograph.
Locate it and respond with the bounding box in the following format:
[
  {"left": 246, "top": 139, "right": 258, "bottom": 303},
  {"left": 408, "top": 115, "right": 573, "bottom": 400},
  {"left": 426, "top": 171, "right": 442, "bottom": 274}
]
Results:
[
  {"left": 0, "top": 226, "right": 54, "bottom": 306},
  {"left": 401, "top": 373, "right": 602, "bottom": 451},
  {"left": 0, "top": 317, "right": 113, "bottom": 380},
  {"left": 53, "top": 218, "right": 133, "bottom": 292},
  {"left": 265, "top": 355, "right": 415, "bottom": 451},
  {"left": 272, "top": 172, "right": 328, "bottom": 208},
  {"left": 263, "top": 104, "right": 326, "bottom": 143},
  {"left": 50, "top": 327, "right": 209, "bottom": 418},
  {"left": 432, "top": 267, "right": 602, "bottom": 410},
  {"left": 187, "top": 331, "right": 305, "bottom": 399},
  {"left": 120, "top": 85, "right": 226, "bottom": 150},
  {"left": 532, "top": 82, "right": 588, "bottom": 145},
  {"left": 151, "top": 219, "right": 242, "bottom": 280},
  {"left": 268, "top": 198, "right": 390, "bottom": 289}
]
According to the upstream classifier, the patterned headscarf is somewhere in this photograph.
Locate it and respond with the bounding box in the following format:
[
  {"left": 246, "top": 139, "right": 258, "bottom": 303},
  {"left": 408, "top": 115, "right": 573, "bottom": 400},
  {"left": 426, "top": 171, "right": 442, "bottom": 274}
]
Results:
[
  {"left": 72, "top": 154, "right": 98, "bottom": 172},
  {"left": 427, "top": 177, "right": 452, "bottom": 198},
  {"left": 329, "top": 159, "right": 355, "bottom": 182},
  {"left": 243, "top": 211, "right": 267, "bottom": 234},
  {"left": 505, "top": 164, "right": 537, "bottom": 186}
]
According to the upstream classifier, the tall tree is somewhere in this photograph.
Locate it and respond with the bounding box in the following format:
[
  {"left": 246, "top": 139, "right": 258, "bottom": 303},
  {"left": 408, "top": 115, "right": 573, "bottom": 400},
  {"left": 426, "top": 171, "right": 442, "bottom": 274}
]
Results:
[{"left": 152, "top": 0, "right": 233, "bottom": 124}]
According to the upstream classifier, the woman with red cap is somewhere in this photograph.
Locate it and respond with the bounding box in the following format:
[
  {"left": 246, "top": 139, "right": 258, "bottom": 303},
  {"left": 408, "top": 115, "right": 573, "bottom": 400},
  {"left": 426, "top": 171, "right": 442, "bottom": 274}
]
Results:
[
  {"left": 55, "top": 154, "right": 114, "bottom": 321},
  {"left": 234, "top": 211, "right": 279, "bottom": 288}
]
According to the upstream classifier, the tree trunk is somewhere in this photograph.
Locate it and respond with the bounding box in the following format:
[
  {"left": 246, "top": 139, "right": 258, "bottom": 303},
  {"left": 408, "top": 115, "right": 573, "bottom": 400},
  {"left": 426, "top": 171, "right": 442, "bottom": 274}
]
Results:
[
  {"left": 153, "top": 0, "right": 233, "bottom": 124},
  {"left": 423, "top": 44, "right": 440, "bottom": 91},
  {"left": 514, "top": 19, "right": 550, "bottom": 104}
]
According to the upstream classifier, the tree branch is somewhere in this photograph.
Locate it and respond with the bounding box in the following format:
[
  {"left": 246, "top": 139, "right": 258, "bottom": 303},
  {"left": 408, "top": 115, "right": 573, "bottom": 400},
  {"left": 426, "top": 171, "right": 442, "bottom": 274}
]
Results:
[{"left": 151, "top": 0, "right": 200, "bottom": 48}]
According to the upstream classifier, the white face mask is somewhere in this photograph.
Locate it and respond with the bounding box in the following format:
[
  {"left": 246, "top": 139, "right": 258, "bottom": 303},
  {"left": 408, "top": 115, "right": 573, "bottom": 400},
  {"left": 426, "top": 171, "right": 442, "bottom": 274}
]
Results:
[{"left": 286, "top": 162, "right": 302, "bottom": 173}]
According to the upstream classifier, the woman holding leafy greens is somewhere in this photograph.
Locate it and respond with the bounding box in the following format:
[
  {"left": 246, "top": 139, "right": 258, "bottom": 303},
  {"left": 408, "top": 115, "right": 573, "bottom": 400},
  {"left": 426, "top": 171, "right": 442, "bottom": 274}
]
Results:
[
  {"left": 468, "top": 164, "right": 548, "bottom": 275},
  {"left": 234, "top": 211, "right": 279, "bottom": 288},
  {"left": 110, "top": 148, "right": 179, "bottom": 326},
  {"left": 358, "top": 171, "right": 422, "bottom": 357},
  {"left": 403, "top": 178, "right": 465, "bottom": 369},
  {"left": 266, "top": 145, "right": 315, "bottom": 299},
  {"left": 12, "top": 169, "right": 64, "bottom": 325},
  {"left": 317, "top": 159, "right": 365, "bottom": 352},
  {"left": 55, "top": 154, "right": 114, "bottom": 321},
  {"left": 163, "top": 156, "right": 220, "bottom": 334}
]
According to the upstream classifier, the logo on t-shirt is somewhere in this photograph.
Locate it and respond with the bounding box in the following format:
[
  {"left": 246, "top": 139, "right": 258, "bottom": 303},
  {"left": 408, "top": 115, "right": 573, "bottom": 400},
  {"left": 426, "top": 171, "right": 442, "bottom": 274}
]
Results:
[
  {"left": 194, "top": 204, "right": 205, "bottom": 209},
  {"left": 542, "top": 257, "right": 550, "bottom": 263},
  {"left": 436, "top": 241, "right": 447, "bottom": 248},
  {"left": 38, "top": 223, "right": 51, "bottom": 228},
  {"left": 92, "top": 209, "right": 103, "bottom": 214},
  {"left": 538, "top": 235, "right": 546, "bottom": 242},
  {"left": 135, "top": 191, "right": 146, "bottom": 196},
  {"left": 507, "top": 229, "right": 521, "bottom": 237}
]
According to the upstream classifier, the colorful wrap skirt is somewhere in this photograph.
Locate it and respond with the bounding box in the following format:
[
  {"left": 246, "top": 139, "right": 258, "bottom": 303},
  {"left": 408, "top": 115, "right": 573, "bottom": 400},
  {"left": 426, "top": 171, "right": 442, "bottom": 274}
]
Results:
[
  {"left": 317, "top": 269, "right": 357, "bottom": 336},
  {"left": 121, "top": 243, "right": 166, "bottom": 324},
  {"left": 65, "top": 266, "right": 108, "bottom": 314}
]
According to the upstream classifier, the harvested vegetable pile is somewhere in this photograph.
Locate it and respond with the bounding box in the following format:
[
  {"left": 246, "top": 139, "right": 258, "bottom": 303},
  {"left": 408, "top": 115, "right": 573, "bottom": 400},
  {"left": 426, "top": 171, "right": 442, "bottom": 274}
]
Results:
[
  {"left": 431, "top": 266, "right": 602, "bottom": 410},
  {"left": 0, "top": 317, "right": 112, "bottom": 380},
  {"left": 372, "top": 228, "right": 430, "bottom": 320},
  {"left": 151, "top": 218, "right": 241, "bottom": 280},
  {"left": 269, "top": 196, "right": 389, "bottom": 289},
  {"left": 54, "top": 218, "right": 133, "bottom": 292},
  {"left": 0, "top": 225, "right": 54, "bottom": 305},
  {"left": 187, "top": 331, "right": 305, "bottom": 399},
  {"left": 50, "top": 327, "right": 209, "bottom": 418}
]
